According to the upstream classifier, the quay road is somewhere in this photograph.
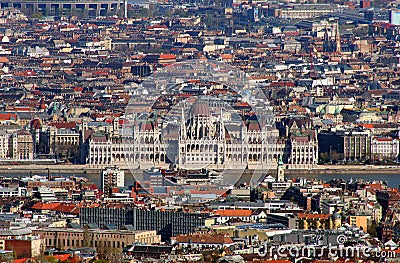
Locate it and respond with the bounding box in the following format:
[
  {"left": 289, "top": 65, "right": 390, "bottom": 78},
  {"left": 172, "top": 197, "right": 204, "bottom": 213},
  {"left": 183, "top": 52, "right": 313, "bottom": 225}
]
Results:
[{"left": 0, "top": 164, "right": 399, "bottom": 176}]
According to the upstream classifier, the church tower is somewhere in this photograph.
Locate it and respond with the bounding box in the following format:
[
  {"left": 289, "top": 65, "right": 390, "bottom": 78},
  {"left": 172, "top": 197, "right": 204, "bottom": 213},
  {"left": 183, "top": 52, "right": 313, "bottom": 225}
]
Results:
[
  {"left": 335, "top": 22, "right": 341, "bottom": 53},
  {"left": 277, "top": 155, "right": 285, "bottom": 182}
]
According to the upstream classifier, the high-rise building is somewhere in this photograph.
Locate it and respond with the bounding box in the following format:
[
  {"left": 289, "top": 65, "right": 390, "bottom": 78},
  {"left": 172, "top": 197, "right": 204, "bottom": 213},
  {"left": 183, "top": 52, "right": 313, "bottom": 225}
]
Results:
[
  {"left": 101, "top": 166, "right": 124, "bottom": 193},
  {"left": 344, "top": 130, "right": 371, "bottom": 162}
]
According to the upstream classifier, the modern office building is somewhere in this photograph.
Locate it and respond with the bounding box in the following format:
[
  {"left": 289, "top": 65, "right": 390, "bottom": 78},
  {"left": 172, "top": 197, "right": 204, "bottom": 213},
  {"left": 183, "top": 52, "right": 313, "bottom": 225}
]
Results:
[
  {"left": 80, "top": 207, "right": 208, "bottom": 240},
  {"left": 344, "top": 129, "right": 371, "bottom": 162}
]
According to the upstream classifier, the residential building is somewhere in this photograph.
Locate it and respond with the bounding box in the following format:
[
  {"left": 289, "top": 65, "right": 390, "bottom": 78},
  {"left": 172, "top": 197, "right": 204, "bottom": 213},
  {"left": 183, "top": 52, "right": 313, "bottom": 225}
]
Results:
[
  {"left": 0, "top": 229, "right": 44, "bottom": 258},
  {"left": 371, "top": 136, "right": 399, "bottom": 161},
  {"left": 297, "top": 213, "right": 340, "bottom": 230},
  {"left": 101, "top": 166, "right": 125, "bottom": 193},
  {"left": 348, "top": 214, "right": 369, "bottom": 231},
  {"left": 33, "top": 228, "right": 160, "bottom": 252}
]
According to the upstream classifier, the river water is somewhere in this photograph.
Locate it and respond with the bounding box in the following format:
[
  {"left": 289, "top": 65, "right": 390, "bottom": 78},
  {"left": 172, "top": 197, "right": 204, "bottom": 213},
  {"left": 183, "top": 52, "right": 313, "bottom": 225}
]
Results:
[
  {"left": 316, "top": 173, "right": 400, "bottom": 188},
  {"left": 4, "top": 171, "right": 400, "bottom": 189}
]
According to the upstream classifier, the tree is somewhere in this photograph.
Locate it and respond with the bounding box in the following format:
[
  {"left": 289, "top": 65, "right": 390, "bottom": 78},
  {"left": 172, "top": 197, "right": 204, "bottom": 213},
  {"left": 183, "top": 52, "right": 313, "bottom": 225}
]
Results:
[
  {"left": 367, "top": 220, "right": 378, "bottom": 237},
  {"left": 319, "top": 152, "right": 329, "bottom": 164},
  {"left": 31, "top": 12, "right": 43, "bottom": 19},
  {"left": 83, "top": 227, "right": 90, "bottom": 247}
]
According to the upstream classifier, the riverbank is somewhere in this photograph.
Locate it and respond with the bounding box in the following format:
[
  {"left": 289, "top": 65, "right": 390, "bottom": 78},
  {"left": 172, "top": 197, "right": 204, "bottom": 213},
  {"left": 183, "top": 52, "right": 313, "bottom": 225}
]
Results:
[
  {"left": 285, "top": 165, "right": 400, "bottom": 176},
  {"left": 0, "top": 164, "right": 399, "bottom": 176}
]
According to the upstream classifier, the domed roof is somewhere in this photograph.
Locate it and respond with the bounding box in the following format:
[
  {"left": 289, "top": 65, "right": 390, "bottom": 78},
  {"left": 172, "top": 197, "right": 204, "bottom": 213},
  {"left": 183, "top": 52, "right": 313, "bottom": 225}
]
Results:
[
  {"left": 332, "top": 213, "right": 341, "bottom": 219},
  {"left": 189, "top": 100, "right": 210, "bottom": 117}
]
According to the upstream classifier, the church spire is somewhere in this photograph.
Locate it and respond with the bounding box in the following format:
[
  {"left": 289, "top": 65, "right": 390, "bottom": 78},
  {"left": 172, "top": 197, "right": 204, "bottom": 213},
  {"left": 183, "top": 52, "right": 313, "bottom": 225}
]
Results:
[
  {"left": 219, "top": 107, "right": 224, "bottom": 141},
  {"left": 181, "top": 107, "right": 186, "bottom": 140},
  {"left": 335, "top": 22, "right": 341, "bottom": 53}
]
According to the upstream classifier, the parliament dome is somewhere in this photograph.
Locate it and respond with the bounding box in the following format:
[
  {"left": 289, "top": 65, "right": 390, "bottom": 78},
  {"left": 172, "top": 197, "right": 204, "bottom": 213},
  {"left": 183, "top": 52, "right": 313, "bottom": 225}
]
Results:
[{"left": 189, "top": 100, "right": 211, "bottom": 117}]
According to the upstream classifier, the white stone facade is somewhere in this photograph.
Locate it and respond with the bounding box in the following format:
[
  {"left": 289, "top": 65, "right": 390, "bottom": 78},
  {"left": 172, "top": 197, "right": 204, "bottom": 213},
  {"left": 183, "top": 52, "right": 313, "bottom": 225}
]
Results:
[{"left": 88, "top": 101, "right": 285, "bottom": 170}]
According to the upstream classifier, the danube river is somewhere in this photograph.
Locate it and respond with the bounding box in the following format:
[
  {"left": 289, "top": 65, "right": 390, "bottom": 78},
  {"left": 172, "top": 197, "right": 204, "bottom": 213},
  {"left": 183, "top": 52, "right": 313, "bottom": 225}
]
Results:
[
  {"left": 3, "top": 170, "right": 400, "bottom": 188},
  {"left": 317, "top": 173, "right": 400, "bottom": 188}
]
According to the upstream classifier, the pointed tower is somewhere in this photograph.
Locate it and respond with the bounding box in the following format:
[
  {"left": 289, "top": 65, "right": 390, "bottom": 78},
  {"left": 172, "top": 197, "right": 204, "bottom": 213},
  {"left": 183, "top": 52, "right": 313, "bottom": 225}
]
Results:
[
  {"left": 335, "top": 22, "right": 341, "bottom": 53},
  {"left": 277, "top": 155, "right": 285, "bottom": 182},
  {"left": 219, "top": 107, "right": 224, "bottom": 141},
  {"left": 52, "top": 102, "right": 58, "bottom": 121},
  {"left": 323, "top": 25, "right": 331, "bottom": 53},
  {"left": 80, "top": 118, "right": 88, "bottom": 145},
  {"left": 180, "top": 107, "right": 186, "bottom": 140}
]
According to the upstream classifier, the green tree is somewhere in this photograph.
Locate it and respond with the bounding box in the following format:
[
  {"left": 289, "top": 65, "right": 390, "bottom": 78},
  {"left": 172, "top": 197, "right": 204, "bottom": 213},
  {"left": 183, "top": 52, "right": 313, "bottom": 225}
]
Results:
[
  {"left": 367, "top": 220, "right": 378, "bottom": 237},
  {"left": 31, "top": 12, "right": 43, "bottom": 19},
  {"left": 319, "top": 152, "right": 329, "bottom": 164}
]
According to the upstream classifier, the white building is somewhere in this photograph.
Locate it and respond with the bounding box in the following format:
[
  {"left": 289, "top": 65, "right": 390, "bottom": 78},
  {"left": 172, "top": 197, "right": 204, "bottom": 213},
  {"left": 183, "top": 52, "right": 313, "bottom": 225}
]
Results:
[
  {"left": 289, "top": 132, "right": 318, "bottom": 169},
  {"left": 88, "top": 100, "right": 285, "bottom": 171},
  {"left": 101, "top": 166, "right": 125, "bottom": 192},
  {"left": 0, "top": 129, "right": 33, "bottom": 160},
  {"left": 0, "top": 131, "right": 9, "bottom": 159},
  {"left": 371, "top": 137, "right": 399, "bottom": 161},
  {"left": 0, "top": 187, "right": 28, "bottom": 198}
]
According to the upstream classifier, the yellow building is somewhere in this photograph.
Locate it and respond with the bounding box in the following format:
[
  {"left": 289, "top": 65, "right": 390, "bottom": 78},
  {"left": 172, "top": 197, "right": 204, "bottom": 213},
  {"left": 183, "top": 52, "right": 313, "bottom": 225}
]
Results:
[
  {"left": 34, "top": 228, "right": 161, "bottom": 252},
  {"left": 297, "top": 213, "right": 340, "bottom": 230},
  {"left": 348, "top": 214, "right": 369, "bottom": 231}
]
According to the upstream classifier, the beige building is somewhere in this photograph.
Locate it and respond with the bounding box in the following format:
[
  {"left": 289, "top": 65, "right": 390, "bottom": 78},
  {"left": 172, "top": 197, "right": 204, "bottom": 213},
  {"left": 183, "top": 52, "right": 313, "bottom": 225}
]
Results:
[
  {"left": 14, "top": 130, "right": 34, "bottom": 159},
  {"left": 34, "top": 228, "right": 161, "bottom": 252},
  {"left": 0, "top": 131, "right": 9, "bottom": 158},
  {"left": 348, "top": 214, "right": 370, "bottom": 231},
  {"left": 289, "top": 132, "right": 319, "bottom": 169},
  {"left": 0, "top": 228, "right": 45, "bottom": 258},
  {"left": 276, "top": 4, "right": 336, "bottom": 19},
  {"left": 0, "top": 129, "right": 33, "bottom": 160}
]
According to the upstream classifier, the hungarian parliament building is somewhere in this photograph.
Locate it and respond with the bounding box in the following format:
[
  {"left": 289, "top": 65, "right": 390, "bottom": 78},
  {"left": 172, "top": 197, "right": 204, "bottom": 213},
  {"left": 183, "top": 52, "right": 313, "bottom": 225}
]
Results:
[{"left": 85, "top": 99, "right": 319, "bottom": 170}]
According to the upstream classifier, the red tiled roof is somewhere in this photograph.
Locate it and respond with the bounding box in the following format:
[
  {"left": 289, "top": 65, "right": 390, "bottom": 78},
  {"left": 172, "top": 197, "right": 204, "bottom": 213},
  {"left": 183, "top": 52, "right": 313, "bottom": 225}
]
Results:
[
  {"left": 53, "top": 204, "right": 80, "bottom": 215},
  {"left": 49, "top": 122, "right": 76, "bottom": 129},
  {"left": 373, "top": 137, "right": 394, "bottom": 142},
  {"left": 159, "top": 54, "right": 176, "bottom": 59},
  {"left": 13, "top": 258, "right": 36, "bottom": 263},
  {"left": 221, "top": 54, "right": 233, "bottom": 59},
  {"left": 0, "top": 56, "right": 9, "bottom": 63},
  {"left": 297, "top": 213, "right": 332, "bottom": 220},
  {"left": 48, "top": 254, "right": 81, "bottom": 262},
  {"left": 0, "top": 113, "right": 17, "bottom": 121},
  {"left": 215, "top": 209, "right": 252, "bottom": 217},
  {"left": 31, "top": 202, "right": 61, "bottom": 210}
]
